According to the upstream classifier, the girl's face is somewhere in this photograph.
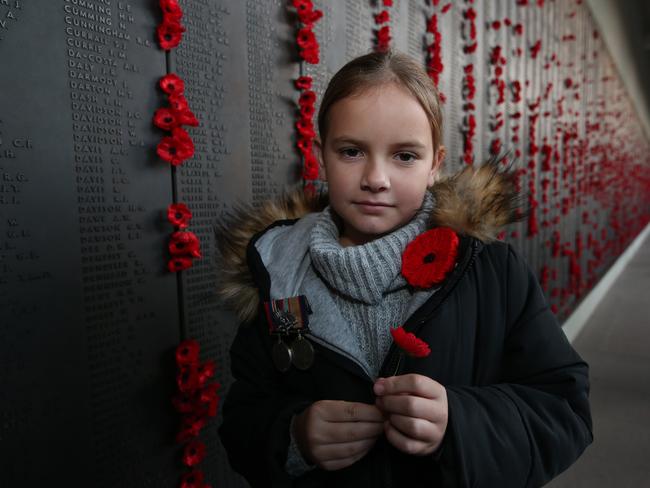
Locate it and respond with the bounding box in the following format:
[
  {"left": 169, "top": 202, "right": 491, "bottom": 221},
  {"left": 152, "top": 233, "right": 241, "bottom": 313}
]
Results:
[{"left": 316, "top": 83, "right": 445, "bottom": 247}]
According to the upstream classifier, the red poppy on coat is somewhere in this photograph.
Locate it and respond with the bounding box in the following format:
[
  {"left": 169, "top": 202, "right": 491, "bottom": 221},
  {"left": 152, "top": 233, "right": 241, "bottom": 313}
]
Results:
[
  {"left": 197, "top": 360, "right": 216, "bottom": 387},
  {"left": 157, "top": 21, "right": 185, "bottom": 50},
  {"left": 383, "top": 0, "right": 393, "bottom": 6},
  {"left": 169, "top": 231, "right": 201, "bottom": 258},
  {"left": 401, "top": 227, "right": 459, "bottom": 288},
  {"left": 390, "top": 326, "right": 431, "bottom": 358},
  {"left": 294, "top": 76, "right": 313, "bottom": 90},
  {"left": 153, "top": 107, "right": 179, "bottom": 131},
  {"left": 176, "top": 338, "right": 200, "bottom": 365},
  {"left": 168, "top": 256, "right": 193, "bottom": 272},
  {"left": 160, "top": 0, "right": 182, "bottom": 21},
  {"left": 168, "top": 203, "right": 192, "bottom": 229},
  {"left": 160, "top": 73, "right": 185, "bottom": 95},
  {"left": 182, "top": 440, "right": 207, "bottom": 467},
  {"left": 180, "top": 469, "right": 205, "bottom": 488}
]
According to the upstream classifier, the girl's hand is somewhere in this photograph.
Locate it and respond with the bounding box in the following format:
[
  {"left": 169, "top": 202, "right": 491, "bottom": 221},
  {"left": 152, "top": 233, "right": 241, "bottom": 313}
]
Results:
[
  {"left": 292, "top": 400, "right": 385, "bottom": 471},
  {"left": 373, "top": 374, "right": 448, "bottom": 456}
]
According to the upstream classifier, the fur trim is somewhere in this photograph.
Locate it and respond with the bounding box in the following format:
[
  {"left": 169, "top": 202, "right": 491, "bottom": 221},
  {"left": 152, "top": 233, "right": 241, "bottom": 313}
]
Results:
[
  {"left": 215, "top": 189, "right": 328, "bottom": 324},
  {"left": 217, "top": 157, "right": 525, "bottom": 323},
  {"left": 428, "top": 156, "right": 527, "bottom": 242}
]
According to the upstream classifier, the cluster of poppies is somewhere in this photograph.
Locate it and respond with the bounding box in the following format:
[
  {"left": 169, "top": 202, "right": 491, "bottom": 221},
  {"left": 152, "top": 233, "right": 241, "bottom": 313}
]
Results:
[
  {"left": 290, "top": 1, "right": 322, "bottom": 191},
  {"left": 462, "top": 63, "right": 476, "bottom": 165},
  {"left": 374, "top": 0, "right": 393, "bottom": 52},
  {"left": 157, "top": 0, "right": 186, "bottom": 50},
  {"left": 167, "top": 203, "right": 202, "bottom": 272},
  {"left": 392, "top": 227, "right": 459, "bottom": 358},
  {"left": 462, "top": 7, "right": 477, "bottom": 54},
  {"left": 155, "top": 73, "right": 198, "bottom": 166},
  {"left": 425, "top": 2, "right": 451, "bottom": 103},
  {"left": 173, "top": 340, "right": 220, "bottom": 488},
  {"left": 294, "top": 76, "right": 319, "bottom": 184},
  {"left": 292, "top": 0, "right": 323, "bottom": 64}
]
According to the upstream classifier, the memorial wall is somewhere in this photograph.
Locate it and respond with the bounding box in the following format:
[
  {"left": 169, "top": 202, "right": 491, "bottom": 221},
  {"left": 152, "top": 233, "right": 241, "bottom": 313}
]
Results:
[{"left": 0, "top": 1, "right": 648, "bottom": 487}]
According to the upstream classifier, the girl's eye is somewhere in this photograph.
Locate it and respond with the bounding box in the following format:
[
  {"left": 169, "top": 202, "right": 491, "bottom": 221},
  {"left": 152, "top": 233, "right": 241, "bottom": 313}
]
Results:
[
  {"left": 340, "top": 148, "right": 363, "bottom": 159},
  {"left": 395, "top": 152, "right": 417, "bottom": 163}
]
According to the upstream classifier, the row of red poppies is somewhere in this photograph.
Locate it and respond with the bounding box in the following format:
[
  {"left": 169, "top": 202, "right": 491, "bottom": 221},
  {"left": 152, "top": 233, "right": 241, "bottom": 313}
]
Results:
[{"left": 155, "top": 2, "right": 216, "bottom": 488}]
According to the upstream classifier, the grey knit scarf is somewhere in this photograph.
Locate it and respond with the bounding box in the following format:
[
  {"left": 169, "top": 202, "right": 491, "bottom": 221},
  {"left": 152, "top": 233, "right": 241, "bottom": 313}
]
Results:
[{"left": 308, "top": 192, "right": 435, "bottom": 376}]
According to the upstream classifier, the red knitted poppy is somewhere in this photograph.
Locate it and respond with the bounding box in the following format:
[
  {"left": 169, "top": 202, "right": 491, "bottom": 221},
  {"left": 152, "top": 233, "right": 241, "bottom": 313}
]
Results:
[
  {"left": 401, "top": 227, "right": 459, "bottom": 288},
  {"left": 390, "top": 326, "right": 431, "bottom": 358}
]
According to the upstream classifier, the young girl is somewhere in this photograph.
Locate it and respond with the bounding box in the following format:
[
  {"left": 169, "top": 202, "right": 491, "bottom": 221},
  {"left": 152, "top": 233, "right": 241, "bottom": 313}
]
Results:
[{"left": 217, "top": 50, "right": 592, "bottom": 487}]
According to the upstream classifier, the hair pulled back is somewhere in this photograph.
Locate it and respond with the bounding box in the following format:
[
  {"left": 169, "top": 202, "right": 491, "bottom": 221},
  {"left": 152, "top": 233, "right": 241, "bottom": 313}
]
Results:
[{"left": 317, "top": 49, "right": 444, "bottom": 152}]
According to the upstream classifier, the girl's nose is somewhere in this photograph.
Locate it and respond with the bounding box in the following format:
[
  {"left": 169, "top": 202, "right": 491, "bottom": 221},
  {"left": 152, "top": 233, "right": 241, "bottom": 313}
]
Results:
[{"left": 360, "top": 160, "right": 390, "bottom": 192}]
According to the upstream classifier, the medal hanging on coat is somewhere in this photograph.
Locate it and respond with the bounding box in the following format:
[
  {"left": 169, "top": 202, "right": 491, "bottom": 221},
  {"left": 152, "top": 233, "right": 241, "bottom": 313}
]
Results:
[{"left": 264, "top": 295, "right": 314, "bottom": 372}]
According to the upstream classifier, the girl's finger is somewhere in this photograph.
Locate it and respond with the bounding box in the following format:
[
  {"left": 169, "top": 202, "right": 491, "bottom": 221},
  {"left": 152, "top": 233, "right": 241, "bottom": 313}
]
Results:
[
  {"left": 375, "top": 374, "right": 443, "bottom": 399},
  {"left": 376, "top": 394, "right": 443, "bottom": 423},
  {"left": 386, "top": 413, "right": 439, "bottom": 443},
  {"left": 324, "top": 420, "right": 384, "bottom": 443},
  {"left": 315, "top": 436, "right": 377, "bottom": 464},
  {"left": 383, "top": 419, "right": 430, "bottom": 456}
]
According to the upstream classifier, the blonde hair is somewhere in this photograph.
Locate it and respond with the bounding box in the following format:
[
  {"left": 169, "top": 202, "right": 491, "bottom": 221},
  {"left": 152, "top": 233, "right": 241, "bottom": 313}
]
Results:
[{"left": 317, "top": 49, "right": 443, "bottom": 152}]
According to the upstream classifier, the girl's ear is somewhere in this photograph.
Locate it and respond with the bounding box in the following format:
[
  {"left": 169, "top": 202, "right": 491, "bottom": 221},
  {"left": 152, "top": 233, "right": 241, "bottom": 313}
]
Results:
[
  {"left": 427, "top": 145, "right": 446, "bottom": 187},
  {"left": 314, "top": 138, "right": 327, "bottom": 182}
]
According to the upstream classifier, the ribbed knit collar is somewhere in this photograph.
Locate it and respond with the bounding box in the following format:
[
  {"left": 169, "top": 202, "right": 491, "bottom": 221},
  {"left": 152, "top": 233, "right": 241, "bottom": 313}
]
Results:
[{"left": 309, "top": 192, "right": 434, "bottom": 304}]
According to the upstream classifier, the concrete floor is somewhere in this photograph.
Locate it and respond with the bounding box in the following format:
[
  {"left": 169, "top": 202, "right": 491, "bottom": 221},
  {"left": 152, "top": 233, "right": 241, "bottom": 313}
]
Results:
[{"left": 547, "top": 231, "right": 650, "bottom": 487}]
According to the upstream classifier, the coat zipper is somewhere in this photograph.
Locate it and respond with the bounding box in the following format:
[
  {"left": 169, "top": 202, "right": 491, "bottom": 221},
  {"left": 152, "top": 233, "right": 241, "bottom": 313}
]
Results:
[{"left": 380, "top": 238, "right": 479, "bottom": 378}]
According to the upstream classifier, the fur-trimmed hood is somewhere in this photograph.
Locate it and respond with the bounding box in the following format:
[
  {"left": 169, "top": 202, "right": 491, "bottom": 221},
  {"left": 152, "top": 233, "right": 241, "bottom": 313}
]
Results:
[{"left": 216, "top": 158, "right": 526, "bottom": 324}]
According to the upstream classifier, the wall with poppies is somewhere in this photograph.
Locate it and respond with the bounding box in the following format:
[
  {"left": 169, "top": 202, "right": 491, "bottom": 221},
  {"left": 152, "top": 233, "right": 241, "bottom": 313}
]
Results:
[
  {"left": 174, "top": 1, "right": 649, "bottom": 485},
  {"left": 0, "top": 1, "right": 648, "bottom": 487}
]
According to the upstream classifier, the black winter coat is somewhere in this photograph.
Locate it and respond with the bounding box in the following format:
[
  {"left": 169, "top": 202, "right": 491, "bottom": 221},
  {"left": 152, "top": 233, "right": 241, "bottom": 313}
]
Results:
[{"left": 217, "top": 162, "right": 593, "bottom": 487}]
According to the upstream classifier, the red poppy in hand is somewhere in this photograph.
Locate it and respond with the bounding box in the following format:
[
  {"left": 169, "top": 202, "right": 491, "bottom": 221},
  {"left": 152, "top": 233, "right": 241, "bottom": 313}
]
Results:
[
  {"left": 401, "top": 227, "right": 459, "bottom": 288},
  {"left": 390, "top": 325, "right": 431, "bottom": 358}
]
